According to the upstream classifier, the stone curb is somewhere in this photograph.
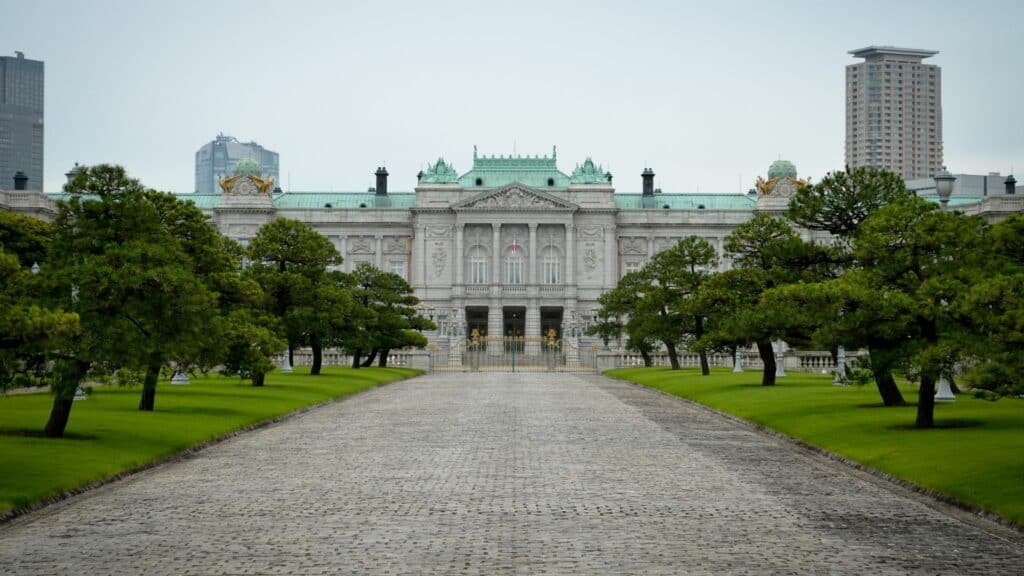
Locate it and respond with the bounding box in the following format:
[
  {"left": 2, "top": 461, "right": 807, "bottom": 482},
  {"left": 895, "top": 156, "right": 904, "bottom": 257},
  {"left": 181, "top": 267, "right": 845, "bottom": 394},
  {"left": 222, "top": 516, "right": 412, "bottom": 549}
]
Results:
[
  {"left": 0, "top": 370, "right": 421, "bottom": 526},
  {"left": 604, "top": 373, "right": 1024, "bottom": 542}
]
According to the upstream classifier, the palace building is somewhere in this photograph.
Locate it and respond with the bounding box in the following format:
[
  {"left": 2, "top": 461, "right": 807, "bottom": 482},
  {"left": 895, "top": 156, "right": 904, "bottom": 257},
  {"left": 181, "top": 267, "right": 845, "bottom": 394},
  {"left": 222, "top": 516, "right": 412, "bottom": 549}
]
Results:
[{"left": 2, "top": 147, "right": 1021, "bottom": 358}]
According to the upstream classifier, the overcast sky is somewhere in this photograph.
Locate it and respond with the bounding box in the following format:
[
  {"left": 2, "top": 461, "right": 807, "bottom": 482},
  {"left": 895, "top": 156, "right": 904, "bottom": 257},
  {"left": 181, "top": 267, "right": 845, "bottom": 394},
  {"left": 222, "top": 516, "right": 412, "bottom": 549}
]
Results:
[{"left": 5, "top": 0, "right": 1023, "bottom": 193}]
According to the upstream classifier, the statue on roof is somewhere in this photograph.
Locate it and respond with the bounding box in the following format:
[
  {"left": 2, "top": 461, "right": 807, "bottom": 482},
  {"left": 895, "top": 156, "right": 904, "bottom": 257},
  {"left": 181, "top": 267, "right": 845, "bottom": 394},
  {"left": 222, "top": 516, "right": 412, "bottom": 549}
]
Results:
[
  {"left": 755, "top": 159, "right": 808, "bottom": 198},
  {"left": 219, "top": 157, "right": 274, "bottom": 195},
  {"left": 570, "top": 157, "right": 609, "bottom": 184},
  {"left": 420, "top": 157, "right": 459, "bottom": 184}
]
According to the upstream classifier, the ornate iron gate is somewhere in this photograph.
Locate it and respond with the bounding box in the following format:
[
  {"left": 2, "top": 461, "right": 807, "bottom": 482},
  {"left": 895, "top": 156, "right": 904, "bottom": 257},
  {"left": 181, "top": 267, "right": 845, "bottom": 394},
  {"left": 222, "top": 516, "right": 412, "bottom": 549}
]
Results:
[{"left": 429, "top": 333, "right": 597, "bottom": 373}]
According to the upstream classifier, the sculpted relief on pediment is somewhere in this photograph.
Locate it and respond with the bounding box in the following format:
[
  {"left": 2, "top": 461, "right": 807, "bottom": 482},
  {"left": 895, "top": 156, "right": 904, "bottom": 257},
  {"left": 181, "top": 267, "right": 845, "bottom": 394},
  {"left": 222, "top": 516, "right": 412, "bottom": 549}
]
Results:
[{"left": 458, "top": 186, "right": 572, "bottom": 211}]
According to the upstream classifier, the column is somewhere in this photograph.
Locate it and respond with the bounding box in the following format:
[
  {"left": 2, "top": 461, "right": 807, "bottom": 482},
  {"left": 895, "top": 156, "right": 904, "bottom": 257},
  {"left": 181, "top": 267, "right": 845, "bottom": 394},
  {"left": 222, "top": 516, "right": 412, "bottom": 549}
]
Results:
[
  {"left": 375, "top": 235, "right": 383, "bottom": 268},
  {"left": 647, "top": 234, "right": 655, "bottom": 262},
  {"left": 565, "top": 223, "right": 575, "bottom": 285},
  {"left": 419, "top": 226, "right": 428, "bottom": 287},
  {"left": 525, "top": 305, "right": 541, "bottom": 356},
  {"left": 492, "top": 223, "right": 502, "bottom": 286},
  {"left": 528, "top": 223, "right": 538, "bottom": 285},
  {"left": 338, "top": 236, "right": 347, "bottom": 272},
  {"left": 488, "top": 305, "right": 502, "bottom": 356},
  {"left": 455, "top": 223, "right": 465, "bottom": 286},
  {"left": 604, "top": 226, "right": 616, "bottom": 287}
]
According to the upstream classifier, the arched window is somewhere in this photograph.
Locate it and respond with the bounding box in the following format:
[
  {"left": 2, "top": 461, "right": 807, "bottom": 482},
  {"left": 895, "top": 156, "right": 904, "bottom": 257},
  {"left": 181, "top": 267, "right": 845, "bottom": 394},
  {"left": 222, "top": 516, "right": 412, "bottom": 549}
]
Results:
[
  {"left": 468, "top": 246, "right": 488, "bottom": 284},
  {"left": 505, "top": 245, "right": 525, "bottom": 284},
  {"left": 541, "top": 246, "right": 561, "bottom": 284}
]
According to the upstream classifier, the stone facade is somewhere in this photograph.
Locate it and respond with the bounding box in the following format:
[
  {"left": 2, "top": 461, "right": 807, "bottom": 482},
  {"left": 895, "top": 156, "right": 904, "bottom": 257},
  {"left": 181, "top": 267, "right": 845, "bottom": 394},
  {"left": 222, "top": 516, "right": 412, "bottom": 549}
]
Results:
[{"left": 3, "top": 149, "right": 1021, "bottom": 348}]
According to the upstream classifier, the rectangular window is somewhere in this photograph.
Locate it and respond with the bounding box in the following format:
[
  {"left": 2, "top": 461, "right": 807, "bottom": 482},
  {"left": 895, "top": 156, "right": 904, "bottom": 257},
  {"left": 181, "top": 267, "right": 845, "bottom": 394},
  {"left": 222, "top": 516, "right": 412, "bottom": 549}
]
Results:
[
  {"left": 469, "top": 259, "right": 487, "bottom": 284},
  {"left": 389, "top": 260, "right": 406, "bottom": 278},
  {"left": 505, "top": 258, "right": 524, "bottom": 284},
  {"left": 543, "top": 259, "right": 560, "bottom": 284}
]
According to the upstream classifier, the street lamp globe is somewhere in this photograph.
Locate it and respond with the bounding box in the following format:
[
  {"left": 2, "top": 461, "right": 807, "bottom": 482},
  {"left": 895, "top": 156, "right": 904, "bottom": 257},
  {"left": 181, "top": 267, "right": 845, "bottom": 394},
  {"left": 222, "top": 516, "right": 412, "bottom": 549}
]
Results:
[{"left": 934, "top": 167, "right": 956, "bottom": 210}]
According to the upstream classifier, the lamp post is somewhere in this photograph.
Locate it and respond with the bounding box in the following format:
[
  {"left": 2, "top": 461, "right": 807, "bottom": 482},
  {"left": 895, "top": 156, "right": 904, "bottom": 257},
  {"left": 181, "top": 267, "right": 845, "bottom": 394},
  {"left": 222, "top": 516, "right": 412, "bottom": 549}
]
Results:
[{"left": 933, "top": 168, "right": 957, "bottom": 403}]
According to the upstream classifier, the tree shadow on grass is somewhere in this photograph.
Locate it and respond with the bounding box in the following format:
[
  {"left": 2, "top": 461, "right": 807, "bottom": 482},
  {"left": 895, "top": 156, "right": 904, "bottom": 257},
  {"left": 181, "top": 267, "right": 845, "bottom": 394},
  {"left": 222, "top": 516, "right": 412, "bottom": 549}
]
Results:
[
  {"left": 888, "top": 418, "right": 985, "bottom": 430},
  {"left": 0, "top": 429, "right": 98, "bottom": 440},
  {"left": 157, "top": 406, "right": 241, "bottom": 417}
]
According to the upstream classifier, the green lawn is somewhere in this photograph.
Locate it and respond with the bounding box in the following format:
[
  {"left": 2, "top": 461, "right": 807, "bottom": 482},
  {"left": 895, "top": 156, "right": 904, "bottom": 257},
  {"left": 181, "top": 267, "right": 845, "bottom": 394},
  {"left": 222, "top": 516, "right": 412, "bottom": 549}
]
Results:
[
  {"left": 606, "top": 367, "right": 1024, "bottom": 526},
  {"left": 0, "top": 366, "right": 419, "bottom": 515}
]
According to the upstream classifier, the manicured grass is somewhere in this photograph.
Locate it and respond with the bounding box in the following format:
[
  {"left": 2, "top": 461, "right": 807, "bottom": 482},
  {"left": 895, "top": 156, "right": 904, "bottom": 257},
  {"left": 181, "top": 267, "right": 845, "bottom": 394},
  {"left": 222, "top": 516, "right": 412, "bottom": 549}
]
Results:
[
  {"left": 607, "top": 366, "right": 1024, "bottom": 526},
  {"left": 0, "top": 366, "right": 419, "bottom": 515}
]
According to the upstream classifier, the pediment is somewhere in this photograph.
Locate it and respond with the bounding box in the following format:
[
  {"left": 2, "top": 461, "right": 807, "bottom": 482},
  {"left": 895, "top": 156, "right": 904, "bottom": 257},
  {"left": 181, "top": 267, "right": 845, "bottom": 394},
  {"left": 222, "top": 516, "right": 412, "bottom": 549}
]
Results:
[{"left": 452, "top": 184, "right": 577, "bottom": 211}]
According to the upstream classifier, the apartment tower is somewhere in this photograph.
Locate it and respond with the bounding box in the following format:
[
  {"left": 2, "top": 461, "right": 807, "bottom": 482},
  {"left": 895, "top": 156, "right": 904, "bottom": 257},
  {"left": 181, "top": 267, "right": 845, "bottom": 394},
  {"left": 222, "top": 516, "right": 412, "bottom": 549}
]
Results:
[
  {"left": 0, "top": 52, "right": 44, "bottom": 191},
  {"left": 846, "top": 46, "right": 942, "bottom": 180}
]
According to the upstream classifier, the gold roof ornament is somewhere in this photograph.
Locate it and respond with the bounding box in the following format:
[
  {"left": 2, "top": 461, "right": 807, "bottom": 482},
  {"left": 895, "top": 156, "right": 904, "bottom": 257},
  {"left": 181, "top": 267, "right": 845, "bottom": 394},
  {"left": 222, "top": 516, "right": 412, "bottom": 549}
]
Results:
[{"left": 755, "top": 159, "right": 809, "bottom": 197}]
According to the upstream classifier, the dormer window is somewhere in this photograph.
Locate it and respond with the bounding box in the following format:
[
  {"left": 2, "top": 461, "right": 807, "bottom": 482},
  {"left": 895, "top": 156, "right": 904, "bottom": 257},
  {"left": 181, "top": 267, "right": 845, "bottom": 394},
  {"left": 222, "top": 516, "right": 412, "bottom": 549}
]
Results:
[
  {"left": 475, "top": 178, "right": 483, "bottom": 186},
  {"left": 547, "top": 178, "right": 555, "bottom": 186}
]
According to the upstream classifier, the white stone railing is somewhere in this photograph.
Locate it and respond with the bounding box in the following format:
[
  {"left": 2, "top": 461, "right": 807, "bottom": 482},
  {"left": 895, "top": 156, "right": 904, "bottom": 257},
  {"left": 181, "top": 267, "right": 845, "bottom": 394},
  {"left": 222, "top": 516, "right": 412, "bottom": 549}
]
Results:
[
  {"left": 539, "top": 285, "right": 564, "bottom": 296},
  {"left": 465, "top": 285, "right": 489, "bottom": 296},
  {"left": 502, "top": 285, "right": 527, "bottom": 295}
]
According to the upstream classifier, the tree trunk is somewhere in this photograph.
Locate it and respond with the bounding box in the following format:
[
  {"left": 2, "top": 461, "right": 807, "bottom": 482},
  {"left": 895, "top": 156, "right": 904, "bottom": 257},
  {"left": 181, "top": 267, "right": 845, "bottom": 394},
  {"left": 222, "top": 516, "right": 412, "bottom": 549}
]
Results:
[
  {"left": 351, "top": 349, "right": 361, "bottom": 369},
  {"left": 310, "top": 334, "right": 323, "bottom": 376},
  {"left": 138, "top": 356, "right": 162, "bottom": 411},
  {"left": 44, "top": 392, "right": 75, "bottom": 438},
  {"left": 867, "top": 346, "right": 906, "bottom": 406},
  {"left": 756, "top": 338, "right": 776, "bottom": 386},
  {"left": 361, "top": 348, "right": 378, "bottom": 367},
  {"left": 695, "top": 316, "right": 710, "bottom": 376},
  {"left": 44, "top": 360, "right": 87, "bottom": 438},
  {"left": 916, "top": 371, "right": 936, "bottom": 428},
  {"left": 378, "top": 348, "right": 390, "bottom": 367},
  {"left": 640, "top": 349, "right": 652, "bottom": 367},
  {"left": 252, "top": 371, "right": 265, "bottom": 387},
  {"left": 664, "top": 342, "right": 680, "bottom": 370},
  {"left": 288, "top": 345, "right": 294, "bottom": 368}
]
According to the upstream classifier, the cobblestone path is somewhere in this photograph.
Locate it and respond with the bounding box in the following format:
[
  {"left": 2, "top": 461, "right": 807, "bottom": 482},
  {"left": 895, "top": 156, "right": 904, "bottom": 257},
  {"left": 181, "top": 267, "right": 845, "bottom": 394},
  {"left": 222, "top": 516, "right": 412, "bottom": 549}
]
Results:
[{"left": 2, "top": 372, "right": 1022, "bottom": 575}]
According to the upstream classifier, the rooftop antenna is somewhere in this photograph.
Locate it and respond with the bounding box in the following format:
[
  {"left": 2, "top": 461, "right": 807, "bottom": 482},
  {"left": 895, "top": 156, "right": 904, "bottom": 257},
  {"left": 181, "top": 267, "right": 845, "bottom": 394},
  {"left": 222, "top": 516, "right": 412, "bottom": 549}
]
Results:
[
  {"left": 514, "top": 139, "right": 517, "bottom": 157},
  {"left": 288, "top": 172, "right": 291, "bottom": 193}
]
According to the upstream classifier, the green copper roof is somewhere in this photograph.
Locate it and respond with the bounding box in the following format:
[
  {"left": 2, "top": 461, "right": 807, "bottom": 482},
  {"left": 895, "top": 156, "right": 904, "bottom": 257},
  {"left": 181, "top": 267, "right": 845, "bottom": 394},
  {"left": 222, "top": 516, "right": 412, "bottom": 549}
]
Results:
[
  {"left": 272, "top": 192, "right": 416, "bottom": 209},
  {"left": 233, "top": 157, "right": 262, "bottom": 178},
  {"left": 570, "top": 157, "right": 610, "bottom": 184},
  {"left": 615, "top": 193, "right": 757, "bottom": 210},
  {"left": 767, "top": 159, "right": 798, "bottom": 180},
  {"left": 458, "top": 146, "right": 570, "bottom": 188},
  {"left": 420, "top": 158, "right": 459, "bottom": 184}
]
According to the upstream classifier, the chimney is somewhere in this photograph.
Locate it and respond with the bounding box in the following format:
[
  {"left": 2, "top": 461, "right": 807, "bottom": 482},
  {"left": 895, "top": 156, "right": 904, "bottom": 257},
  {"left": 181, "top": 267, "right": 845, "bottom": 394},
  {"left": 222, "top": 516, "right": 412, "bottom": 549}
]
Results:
[
  {"left": 375, "top": 167, "right": 389, "bottom": 196},
  {"left": 1006, "top": 174, "right": 1017, "bottom": 195},
  {"left": 641, "top": 168, "right": 655, "bottom": 196},
  {"left": 13, "top": 171, "right": 28, "bottom": 190}
]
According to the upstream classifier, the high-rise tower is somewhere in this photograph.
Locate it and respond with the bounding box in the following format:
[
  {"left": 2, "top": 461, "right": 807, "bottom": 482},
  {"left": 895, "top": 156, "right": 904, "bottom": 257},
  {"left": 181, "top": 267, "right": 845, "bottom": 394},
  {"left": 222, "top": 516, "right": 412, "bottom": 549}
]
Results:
[
  {"left": 846, "top": 46, "right": 942, "bottom": 180},
  {"left": 0, "top": 52, "right": 44, "bottom": 191},
  {"left": 195, "top": 134, "right": 279, "bottom": 194}
]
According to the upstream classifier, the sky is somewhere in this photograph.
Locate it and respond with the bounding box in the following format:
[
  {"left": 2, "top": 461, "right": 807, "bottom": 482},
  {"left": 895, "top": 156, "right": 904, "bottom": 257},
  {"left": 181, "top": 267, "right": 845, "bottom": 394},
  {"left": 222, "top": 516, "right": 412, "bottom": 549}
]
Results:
[{"left": 4, "top": 0, "right": 1023, "bottom": 193}]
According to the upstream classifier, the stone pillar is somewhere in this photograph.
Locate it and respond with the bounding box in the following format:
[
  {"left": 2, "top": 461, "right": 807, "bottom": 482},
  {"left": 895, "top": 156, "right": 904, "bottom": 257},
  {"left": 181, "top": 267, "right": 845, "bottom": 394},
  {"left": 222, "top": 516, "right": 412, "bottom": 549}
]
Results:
[
  {"left": 488, "top": 304, "right": 502, "bottom": 356},
  {"left": 339, "top": 236, "right": 347, "bottom": 272},
  {"left": 375, "top": 235, "right": 383, "bottom": 268},
  {"left": 566, "top": 223, "right": 575, "bottom": 285},
  {"left": 492, "top": 223, "right": 502, "bottom": 286},
  {"left": 528, "top": 223, "right": 538, "bottom": 285},
  {"left": 733, "top": 347, "right": 743, "bottom": 373},
  {"left": 455, "top": 223, "right": 465, "bottom": 287},
  {"left": 647, "top": 234, "right": 655, "bottom": 261},
  {"left": 774, "top": 340, "right": 786, "bottom": 378},
  {"left": 833, "top": 345, "right": 847, "bottom": 386},
  {"left": 526, "top": 304, "right": 541, "bottom": 356},
  {"left": 604, "top": 226, "right": 616, "bottom": 287}
]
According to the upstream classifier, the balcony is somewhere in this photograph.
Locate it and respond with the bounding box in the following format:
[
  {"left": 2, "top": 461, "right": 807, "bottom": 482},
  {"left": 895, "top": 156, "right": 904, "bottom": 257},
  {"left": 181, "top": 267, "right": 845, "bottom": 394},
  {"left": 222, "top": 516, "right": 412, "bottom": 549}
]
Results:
[
  {"left": 502, "top": 285, "right": 527, "bottom": 296},
  {"left": 465, "top": 285, "right": 489, "bottom": 296},
  {"left": 539, "top": 285, "right": 564, "bottom": 297}
]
